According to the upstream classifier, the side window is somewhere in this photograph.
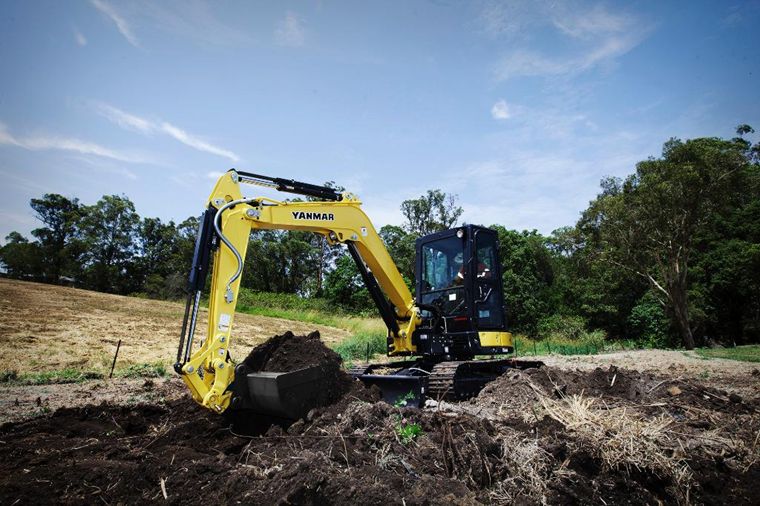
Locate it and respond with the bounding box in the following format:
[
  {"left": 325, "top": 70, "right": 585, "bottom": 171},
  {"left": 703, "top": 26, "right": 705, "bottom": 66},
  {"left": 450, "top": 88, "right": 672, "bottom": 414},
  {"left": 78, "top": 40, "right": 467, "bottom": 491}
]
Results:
[
  {"left": 476, "top": 238, "right": 496, "bottom": 280},
  {"left": 474, "top": 231, "right": 504, "bottom": 329},
  {"left": 422, "top": 246, "right": 448, "bottom": 291}
]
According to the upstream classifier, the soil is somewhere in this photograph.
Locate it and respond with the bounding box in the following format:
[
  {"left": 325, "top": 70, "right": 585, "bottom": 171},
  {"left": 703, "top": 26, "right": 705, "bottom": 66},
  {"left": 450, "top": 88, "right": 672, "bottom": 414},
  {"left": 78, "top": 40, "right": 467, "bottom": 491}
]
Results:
[
  {"left": 1, "top": 363, "right": 758, "bottom": 505},
  {"left": 242, "top": 331, "right": 353, "bottom": 409}
]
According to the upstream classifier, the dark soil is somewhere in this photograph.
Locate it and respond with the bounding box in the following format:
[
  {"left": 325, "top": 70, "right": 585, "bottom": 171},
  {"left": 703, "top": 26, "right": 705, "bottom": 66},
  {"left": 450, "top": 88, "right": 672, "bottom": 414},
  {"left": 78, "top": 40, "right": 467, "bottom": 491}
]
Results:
[
  {"left": 0, "top": 363, "right": 758, "bottom": 505},
  {"left": 241, "top": 330, "right": 352, "bottom": 410}
]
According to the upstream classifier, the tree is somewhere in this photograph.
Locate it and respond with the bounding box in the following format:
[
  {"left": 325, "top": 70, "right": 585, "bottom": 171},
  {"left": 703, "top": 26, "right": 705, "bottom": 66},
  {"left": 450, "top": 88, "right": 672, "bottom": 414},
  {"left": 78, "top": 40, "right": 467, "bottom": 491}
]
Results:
[
  {"left": 400, "top": 189, "right": 463, "bottom": 237},
  {"left": 0, "top": 232, "right": 43, "bottom": 278},
  {"left": 29, "top": 194, "right": 82, "bottom": 283},
  {"left": 379, "top": 224, "right": 416, "bottom": 286},
  {"left": 79, "top": 195, "right": 140, "bottom": 293},
  {"left": 492, "top": 226, "right": 556, "bottom": 335},
  {"left": 136, "top": 217, "right": 183, "bottom": 298},
  {"left": 582, "top": 134, "right": 753, "bottom": 349},
  {"left": 323, "top": 252, "right": 373, "bottom": 311}
]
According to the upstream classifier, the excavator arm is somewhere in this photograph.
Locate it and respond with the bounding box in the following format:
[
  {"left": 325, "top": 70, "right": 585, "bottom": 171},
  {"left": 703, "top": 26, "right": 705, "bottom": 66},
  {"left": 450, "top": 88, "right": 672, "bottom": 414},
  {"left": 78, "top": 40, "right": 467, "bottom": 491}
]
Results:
[{"left": 175, "top": 170, "right": 421, "bottom": 413}]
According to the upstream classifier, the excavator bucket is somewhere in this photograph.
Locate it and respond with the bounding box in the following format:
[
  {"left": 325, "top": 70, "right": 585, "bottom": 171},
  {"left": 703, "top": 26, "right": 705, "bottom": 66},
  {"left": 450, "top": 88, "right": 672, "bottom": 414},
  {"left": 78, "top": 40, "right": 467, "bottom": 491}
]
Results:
[{"left": 228, "top": 363, "right": 330, "bottom": 420}]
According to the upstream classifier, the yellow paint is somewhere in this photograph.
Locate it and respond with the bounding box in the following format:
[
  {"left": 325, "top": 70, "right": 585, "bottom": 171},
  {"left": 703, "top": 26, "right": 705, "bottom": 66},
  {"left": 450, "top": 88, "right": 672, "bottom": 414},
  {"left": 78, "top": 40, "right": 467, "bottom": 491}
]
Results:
[
  {"left": 182, "top": 170, "right": 420, "bottom": 413},
  {"left": 478, "top": 331, "right": 513, "bottom": 348}
]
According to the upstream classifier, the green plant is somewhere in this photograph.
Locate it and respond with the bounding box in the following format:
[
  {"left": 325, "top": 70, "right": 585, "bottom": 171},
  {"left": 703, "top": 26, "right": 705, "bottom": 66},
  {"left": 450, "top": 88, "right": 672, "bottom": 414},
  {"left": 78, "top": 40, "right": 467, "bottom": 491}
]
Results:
[
  {"left": 537, "top": 314, "right": 588, "bottom": 341},
  {"left": 393, "top": 390, "right": 417, "bottom": 408},
  {"left": 628, "top": 292, "right": 672, "bottom": 348},
  {"left": 117, "top": 362, "right": 167, "bottom": 378},
  {"left": 11, "top": 369, "right": 103, "bottom": 385},
  {"left": 395, "top": 416, "right": 423, "bottom": 444}
]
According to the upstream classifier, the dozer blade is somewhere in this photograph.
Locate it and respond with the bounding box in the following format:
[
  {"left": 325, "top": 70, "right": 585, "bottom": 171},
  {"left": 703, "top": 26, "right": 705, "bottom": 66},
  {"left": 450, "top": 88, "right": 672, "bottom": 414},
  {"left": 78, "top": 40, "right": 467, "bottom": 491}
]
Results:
[{"left": 228, "top": 363, "right": 329, "bottom": 420}]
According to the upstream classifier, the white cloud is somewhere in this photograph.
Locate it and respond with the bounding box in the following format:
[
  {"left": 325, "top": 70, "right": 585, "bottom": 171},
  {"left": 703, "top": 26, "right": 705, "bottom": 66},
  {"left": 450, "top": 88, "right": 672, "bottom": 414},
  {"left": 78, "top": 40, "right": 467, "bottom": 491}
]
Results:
[
  {"left": 206, "top": 171, "right": 224, "bottom": 179},
  {"left": 484, "top": 3, "right": 650, "bottom": 81},
  {"left": 73, "top": 28, "right": 87, "bottom": 46},
  {"left": 275, "top": 11, "right": 305, "bottom": 47},
  {"left": 160, "top": 123, "right": 239, "bottom": 163},
  {"left": 0, "top": 121, "right": 147, "bottom": 163},
  {"left": 552, "top": 5, "right": 629, "bottom": 39},
  {"left": 493, "top": 33, "right": 645, "bottom": 80},
  {"left": 93, "top": 103, "right": 240, "bottom": 163},
  {"left": 491, "top": 99, "right": 511, "bottom": 120},
  {"left": 90, "top": 0, "right": 140, "bottom": 47},
  {"left": 477, "top": 0, "right": 541, "bottom": 38},
  {"left": 94, "top": 102, "right": 154, "bottom": 134}
]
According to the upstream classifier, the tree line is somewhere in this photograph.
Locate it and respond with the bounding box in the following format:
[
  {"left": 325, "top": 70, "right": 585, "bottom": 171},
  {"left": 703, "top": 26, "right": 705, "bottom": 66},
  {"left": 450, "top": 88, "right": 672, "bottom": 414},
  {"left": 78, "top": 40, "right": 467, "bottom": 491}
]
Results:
[{"left": 1, "top": 127, "right": 758, "bottom": 349}]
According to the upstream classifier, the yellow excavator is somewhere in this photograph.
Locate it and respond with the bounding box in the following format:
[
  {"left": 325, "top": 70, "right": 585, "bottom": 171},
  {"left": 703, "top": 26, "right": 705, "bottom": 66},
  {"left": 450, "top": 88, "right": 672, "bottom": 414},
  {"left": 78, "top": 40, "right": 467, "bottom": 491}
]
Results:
[{"left": 175, "top": 170, "right": 540, "bottom": 419}]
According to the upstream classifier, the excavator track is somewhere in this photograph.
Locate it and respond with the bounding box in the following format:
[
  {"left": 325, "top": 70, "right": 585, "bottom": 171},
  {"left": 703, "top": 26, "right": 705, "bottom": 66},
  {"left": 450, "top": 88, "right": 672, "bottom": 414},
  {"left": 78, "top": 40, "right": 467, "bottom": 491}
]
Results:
[
  {"left": 427, "top": 362, "right": 463, "bottom": 400},
  {"left": 427, "top": 359, "right": 544, "bottom": 401}
]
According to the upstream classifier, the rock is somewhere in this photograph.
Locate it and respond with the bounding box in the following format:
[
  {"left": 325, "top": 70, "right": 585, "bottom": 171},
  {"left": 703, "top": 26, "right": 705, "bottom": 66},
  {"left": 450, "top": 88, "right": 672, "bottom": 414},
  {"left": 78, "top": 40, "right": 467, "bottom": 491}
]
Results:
[
  {"left": 424, "top": 399, "right": 439, "bottom": 408},
  {"left": 667, "top": 386, "right": 682, "bottom": 396}
]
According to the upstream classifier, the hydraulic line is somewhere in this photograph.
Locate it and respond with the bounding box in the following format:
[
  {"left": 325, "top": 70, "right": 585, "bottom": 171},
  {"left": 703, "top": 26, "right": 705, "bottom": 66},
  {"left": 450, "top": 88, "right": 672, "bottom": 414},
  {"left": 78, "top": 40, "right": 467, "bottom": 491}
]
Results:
[{"left": 213, "top": 197, "right": 257, "bottom": 304}]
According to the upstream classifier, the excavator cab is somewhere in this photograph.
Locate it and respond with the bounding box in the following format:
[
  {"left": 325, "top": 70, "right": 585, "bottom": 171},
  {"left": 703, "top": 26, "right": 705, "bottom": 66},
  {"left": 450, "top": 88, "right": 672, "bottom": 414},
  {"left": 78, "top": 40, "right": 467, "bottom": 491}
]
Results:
[{"left": 413, "top": 225, "right": 511, "bottom": 360}]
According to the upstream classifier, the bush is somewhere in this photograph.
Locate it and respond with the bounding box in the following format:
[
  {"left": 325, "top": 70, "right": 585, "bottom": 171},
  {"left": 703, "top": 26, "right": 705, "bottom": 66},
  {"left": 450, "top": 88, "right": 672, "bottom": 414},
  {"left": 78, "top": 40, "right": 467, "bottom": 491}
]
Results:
[
  {"left": 334, "top": 331, "right": 387, "bottom": 363},
  {"left": 237, "top": 288, "right": 334, "bottom": 313},
  {"left": 537, "top": 314, "right": 588, "bottom": 341},
  {"left": 628, "top": 292, "right": 672, "bottom": 348}
]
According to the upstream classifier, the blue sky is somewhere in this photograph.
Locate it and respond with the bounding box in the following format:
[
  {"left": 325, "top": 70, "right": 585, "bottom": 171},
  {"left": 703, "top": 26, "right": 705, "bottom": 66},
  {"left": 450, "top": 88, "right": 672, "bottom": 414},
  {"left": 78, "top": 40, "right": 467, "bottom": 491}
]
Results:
[{"left": 1, "top": 1, "right": 759, "bottom": 242}]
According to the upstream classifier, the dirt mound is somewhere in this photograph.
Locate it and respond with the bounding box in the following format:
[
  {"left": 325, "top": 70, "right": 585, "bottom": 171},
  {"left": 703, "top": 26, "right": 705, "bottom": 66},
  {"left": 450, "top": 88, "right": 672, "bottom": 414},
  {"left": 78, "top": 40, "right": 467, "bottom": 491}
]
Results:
[
  {"left": 479, "top": 365, "right": 759, "bottom": 415},
  {"left": 1, "top": 364, "right": 758, "bottom": 504},
  {"left": 242, "top": 330, "right": 352, "bottom": 409}
]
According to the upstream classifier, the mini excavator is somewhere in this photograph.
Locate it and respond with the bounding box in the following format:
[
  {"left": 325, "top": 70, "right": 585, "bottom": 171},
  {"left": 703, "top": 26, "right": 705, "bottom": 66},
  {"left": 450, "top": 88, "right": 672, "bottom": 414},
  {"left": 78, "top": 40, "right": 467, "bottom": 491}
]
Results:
[{"left": 175, "top": 170, "right": 541, "bottom": 420}]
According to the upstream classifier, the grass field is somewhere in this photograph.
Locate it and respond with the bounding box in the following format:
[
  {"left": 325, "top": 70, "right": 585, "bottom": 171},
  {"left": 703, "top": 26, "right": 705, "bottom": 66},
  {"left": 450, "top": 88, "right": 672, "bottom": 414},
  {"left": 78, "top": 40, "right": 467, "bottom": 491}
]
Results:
[
  {"left": 0, "top": 278, "right": 350, "bottom": 379},
  {"left": 696, "top": 344, "right": 760, "bottom": 362}
]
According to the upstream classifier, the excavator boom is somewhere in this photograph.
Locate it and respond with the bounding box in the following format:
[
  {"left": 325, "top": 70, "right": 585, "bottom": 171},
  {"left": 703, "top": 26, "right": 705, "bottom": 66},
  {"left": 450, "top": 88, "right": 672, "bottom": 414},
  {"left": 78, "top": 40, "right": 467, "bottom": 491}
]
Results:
[
  {"left": 176, "top": 170, "right": 526, "bottom": 418},
  {"left": 175, "top": 170, "right": 421, "bottom": 414}
]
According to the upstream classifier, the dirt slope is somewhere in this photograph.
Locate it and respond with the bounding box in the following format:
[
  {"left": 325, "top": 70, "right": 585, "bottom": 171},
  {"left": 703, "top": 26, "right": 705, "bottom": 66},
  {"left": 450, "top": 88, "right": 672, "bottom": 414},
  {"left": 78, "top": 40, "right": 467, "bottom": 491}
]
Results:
[{"left": 0, "top": 278, "right": 350, "bottom": 374}]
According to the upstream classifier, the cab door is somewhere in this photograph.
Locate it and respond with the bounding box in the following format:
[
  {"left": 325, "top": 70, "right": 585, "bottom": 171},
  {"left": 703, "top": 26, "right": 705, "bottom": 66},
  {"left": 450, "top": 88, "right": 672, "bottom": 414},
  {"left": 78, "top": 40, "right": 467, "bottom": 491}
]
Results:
[{"left": 472, "top": 229, "right": 505, "bottom": 330}]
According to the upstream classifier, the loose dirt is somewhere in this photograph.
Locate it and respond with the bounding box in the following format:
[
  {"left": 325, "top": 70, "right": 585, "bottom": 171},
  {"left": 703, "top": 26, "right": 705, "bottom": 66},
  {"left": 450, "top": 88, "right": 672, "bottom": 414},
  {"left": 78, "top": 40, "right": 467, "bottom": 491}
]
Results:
[
  {"left": 1, "top": 364, "right": 758, "bottom": 505},
  {"left": 242, "top": 330, "right": 353, "bottom": 412}
]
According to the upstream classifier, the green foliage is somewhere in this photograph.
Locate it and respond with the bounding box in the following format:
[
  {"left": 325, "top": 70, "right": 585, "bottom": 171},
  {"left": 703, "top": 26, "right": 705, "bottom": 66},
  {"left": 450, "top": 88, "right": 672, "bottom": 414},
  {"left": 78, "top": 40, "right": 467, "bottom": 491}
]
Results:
[
  {"left": 322, "top": 253, "right": 374, "bottom": 312},
  {"left": 0, "top": 232, "right": 43, "bottom": 278},
  {"left": 116, "top": 362, "right": 167, "bottom": 378},
  {"left": 536, "top": 314, "right": 588, "bottom": 341},
  {"left": 400, "top": 189, "right": 462, "bottom": 237},
  {"left": 2, "top": 368, "right": 104, "bottom": 385},
  {"left": 578, "top": 135, "right": 756, "bottom": 349},
  {"left": 379, "top": 224, "right": 417, "bottom": 284},
  {"left": 2, "top": 140, "right": 759, "bottom": 352},
  {"left": 393, "top": 390, "right": 417, "bottom": 408},
  {"left": 238, "top": 288, "right": 334, "bottom": 313},
  {"left": 492, "top": 227, "right": 556, "bottom": 335},
  {"left": 628, "top": 292, "right": 672, "bottom": 348},
  {"left": 333, "top": 331, "right": 386, "bottom": 363},
  {"left": 394, "top": 415, "right": 423, "bottom": 444},
  {"left": 30, "top": 194, "right": 83, "bottom": 283},
  {"left": 695, "top": 345, "right": 760, "bottom": 363}
]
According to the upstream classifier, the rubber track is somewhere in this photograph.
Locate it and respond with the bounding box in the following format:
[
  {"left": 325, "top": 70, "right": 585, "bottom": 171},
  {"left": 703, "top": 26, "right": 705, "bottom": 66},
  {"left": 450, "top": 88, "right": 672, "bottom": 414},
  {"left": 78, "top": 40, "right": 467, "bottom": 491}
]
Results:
[{"left": 427, "top": 362, "right": 464, "bottom": 400}]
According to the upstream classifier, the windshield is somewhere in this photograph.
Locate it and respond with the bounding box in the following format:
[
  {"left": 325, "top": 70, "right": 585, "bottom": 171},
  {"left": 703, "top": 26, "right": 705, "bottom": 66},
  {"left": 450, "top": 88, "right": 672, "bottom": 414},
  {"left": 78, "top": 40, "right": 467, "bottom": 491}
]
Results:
[{"left": 421, "top": 236, "right": 463, "bottom": 292}]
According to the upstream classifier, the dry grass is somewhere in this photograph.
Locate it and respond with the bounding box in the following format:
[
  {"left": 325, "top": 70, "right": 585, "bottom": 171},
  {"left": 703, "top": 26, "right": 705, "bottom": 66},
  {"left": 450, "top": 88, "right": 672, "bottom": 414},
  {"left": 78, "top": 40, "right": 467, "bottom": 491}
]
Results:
[
  {"left": 0, "top": 278, "right": 350, "bottom": 375},
  {"left": 488, "top": 433, "right": 553, "bottom": 504},
  {"left": 540, "top": 394, "right": 693, "bottom": 501}
]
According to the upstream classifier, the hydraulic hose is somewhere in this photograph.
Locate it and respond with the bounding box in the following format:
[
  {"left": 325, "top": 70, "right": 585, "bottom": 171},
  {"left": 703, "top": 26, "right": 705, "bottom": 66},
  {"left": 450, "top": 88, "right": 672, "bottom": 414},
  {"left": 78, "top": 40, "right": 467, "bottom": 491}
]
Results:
[{"left": 213, "top": 197, "right": 256, "bottom": 303}]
